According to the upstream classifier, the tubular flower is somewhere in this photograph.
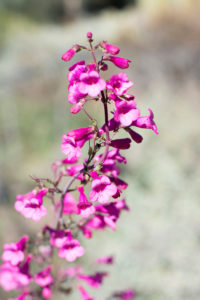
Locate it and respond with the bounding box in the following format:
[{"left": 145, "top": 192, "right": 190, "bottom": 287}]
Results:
[
  {"left": 132, "top": 108, "right": 159, "bottom": 134},
  {"left": 89, "top": 173, "right": 117, "bottom": 204},
  {"left": 78, "top": 285, "right": 95, "bottom": 300},
  {"left": 70, "top": 99, "right": 86, "bottom": 114},
  {"left": 15, "top": 189, "right": 47, "bottom": 222},
  {"left": 95, "top": 255, "right": 114, "bottom": 265},
  {"left": 77, "top": 272, "right": 108, "bottom": 288},
  {"left": 57, "top": 230, "right": 85, "bottom": 262},
  {"left": 61, "top": 44, "right": 80, "bottom": 62},
  {"left": 35, "top": 266, "right": 53, "bottom": 287},
  {"left": 78, "top": 71, "right": 106, "bottom": 97},
  {"left": 103, "top": 55, "right": 131, "bottom": 69},
  {"left": 56, "top": 193, "right": 78, "bottom": 215},
  {"left": 2, "top": 236, "right": 28, "bottom": 266},
  {"left": 68, "top": 61, "right": 87, "bottom": 84},
  {"left": 68, "top": 83, "right": 87, "bottom": 104},
  {"left": 114, "top": 100, "right": 140, "bottom": 127},
  {"left": 77, "top": 186, "right": 95, "bottom": 218},
  {"left": 0, "top": 256, "right": 32, "bottom": 291},
  {"left": 107, "top": 73, "right": 133, "bottom": 96},
  {"left": 67, "top": 126, "right": 95, "bottom": 141},
  {"left": 100, "top": 41, "right": 120, "bottom": 55},
  {"left": 61, "top": 135, "right": 82, "bottom": 161}
]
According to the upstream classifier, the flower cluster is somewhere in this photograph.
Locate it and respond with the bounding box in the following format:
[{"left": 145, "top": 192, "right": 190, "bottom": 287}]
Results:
[{"left": 0, "top": 32, "right": 158, "bottom": 299}]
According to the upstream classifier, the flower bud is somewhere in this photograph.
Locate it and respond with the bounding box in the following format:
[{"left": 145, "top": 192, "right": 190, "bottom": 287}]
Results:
[
  {"left": 87, "top": 32, "right": 93, "bottom": 39},
  {"left": 110, "top": 138, "right": 131, "bottom": 149},
  {"left": 100, "top": 41, "right": 120, "bottom": 55},
  {"left": 103, "top": 55, "right": 131, "bottom": 69},
  {"left": 61, "top": 44, "right": 80, "bottom": 62},
  {"left": 100, "top": 62, "right": 108, "bottom": 71}
]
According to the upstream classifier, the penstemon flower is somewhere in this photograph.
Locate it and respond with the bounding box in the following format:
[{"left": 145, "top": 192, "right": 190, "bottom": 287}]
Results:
[
  {"left": 1, "top": 236, "right": 28, "bottom": 266},
  {"left": 0, "top": 32, "right": 158, "bottom": 299},
  {"left": 15, "top": 189, "right": 47, "bottom": 222}
]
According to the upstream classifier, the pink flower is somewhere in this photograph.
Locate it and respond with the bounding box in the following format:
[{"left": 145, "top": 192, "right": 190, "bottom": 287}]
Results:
[
  {"left": 58, "top": 230, "right": 84, "bottom": 262},
  {"left": 110, "top": 138, "right": 131, "bottom": 150},
  {"left": 103, "top": 55, "right": 131, "bottom": 69},
  {"left": 83, "top": 215, "right": 106, "bottom": 231},
  {"left": 87, "top": 32, "right": 93, "bottom": 39},
  {"left": 62, "top": 266, "right": 82, "bottom": 277},
  {"left": 35, "top": 266, "right": 53, "bottom": 287},
  {"left": 79, "top": 224, "right": 93, "bottom": 239},
  {"left": 77, "top": 186, "right": 95, "bottom": 218},
  {"left": 49, "top": 229, "right": 67, "bottom": 248},
  {"left": 67, "top": 126, "right": 95, "bottom": 141},
  {"left": 106, "top": 148, "right": 127, "bottom": 164},
  {"left": 15, "top": 189, "right": 47, "bottom": 222},
  {"left": 133, "top": 108, "right": 158, "bottom": 134},
  {"left": 63, "top": 128, "right": 94, "bottom": 151},
  {"left": 94, "top": 149, "right": 126, "bottom": 178},
  {"left": 68, "top": 83, "right": 87, "bottom": 104},
  {"left": 77, "top": 272, "right": 108, "bottom": 288},
  {"left": 70, "top": 100, "right": 86, "bottom": 114},
  {"left": 69, "top": 60, "right": 85, "bottom": 72},
  {"left": 95, "top": 199, "right": 129, "bottom": 230},
  {"left": 56, "top": 193, "right": 78, "bottom": 215},
  {"left": 0, "top": 263, "right": 30, "bottom": 291},
  {"left": 42, "top": 286, "right": 52, "bottom": 299},
  {"left": 95, "top": 150, "right": 120, "bottom": 167},
  {"left": 107, "top": 73, "right": 133, "bottom": 96},
  {"left": 114, "top": 100, "right": 140, "bottom": 127},
  {"left": 78, "top": 71, "right": 106, "bottom": 97},
  {"left": 61, "top": 135, "right": 82, "bottom": 161},
  {"left": 95, "top": 255, "right": 114, "bottom": 265},
  {"left": 2, "top": 236, "right": 28, "bottom": 266},
  {"left": 87, "top": 64, "right": 96, "bottom": 72},
  {"left": 66, "top": 164, "right": 84, "bottom": 180},
  {"left": 110, "top": 177, "right": 128, "bottom": 191},
  {"left": 62, "top": 48, "right": 75, "bottom": 61},
  {"left": 61, "top": 44, "right": 80, "bottom": 62},
  {"left": 0, "top": 256, "right": 32, "bottom": 291},
  {"left": 100, "top": 42, "right": 120, "bottom": 55},
  {"left": 100, "top": 159, "right": 120, "bottom": 178},
  {"left": 89, "top": 173, "right": 117, "bottom": 204},
  {"left": 68, "top": 62, "right": 87, "bottom": 84},
  {"left": 78, "top": 285, "right": 94, "bottom": 300}
]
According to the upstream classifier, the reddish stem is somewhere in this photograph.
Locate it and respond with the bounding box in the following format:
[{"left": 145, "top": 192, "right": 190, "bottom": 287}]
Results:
[{"left": 97, "top": 91, "right": 110, "bottom": 165}]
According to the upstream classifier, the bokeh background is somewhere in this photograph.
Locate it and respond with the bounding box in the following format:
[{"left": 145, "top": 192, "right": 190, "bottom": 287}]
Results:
[{"left": 0, "top": 0, "right": 200, "bottom": 299}]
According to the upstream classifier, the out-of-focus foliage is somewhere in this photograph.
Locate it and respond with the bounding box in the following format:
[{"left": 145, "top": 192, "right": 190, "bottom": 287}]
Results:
[
  {"left": 0, "top": 0, "right": 137, "bottom": 23},
  {"left": 83, "top": 0, "right": 137, "bottom": 12},
  {"left": 0, "top": 0, "right": 66, "bottom": 22}
]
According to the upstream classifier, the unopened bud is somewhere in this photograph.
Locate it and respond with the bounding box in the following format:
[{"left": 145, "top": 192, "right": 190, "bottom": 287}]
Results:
[{"left": 87, "top": 32, "right": 93, "bottom": 39}]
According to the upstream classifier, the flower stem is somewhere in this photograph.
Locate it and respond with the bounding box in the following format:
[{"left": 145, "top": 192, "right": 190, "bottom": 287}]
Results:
[{"left": 97, "top": 91, "right": 110, "bottom": 165}]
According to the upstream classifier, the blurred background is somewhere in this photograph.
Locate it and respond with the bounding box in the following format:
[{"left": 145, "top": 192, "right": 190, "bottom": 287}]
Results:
[{"left": 0, "top": 0, "right": 200, "bottom": 299}]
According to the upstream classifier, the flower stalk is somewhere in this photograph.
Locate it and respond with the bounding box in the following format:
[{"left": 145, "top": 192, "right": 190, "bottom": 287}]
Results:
[{"left": 0, "top": 32, "right": 158, "bottom": 300}]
